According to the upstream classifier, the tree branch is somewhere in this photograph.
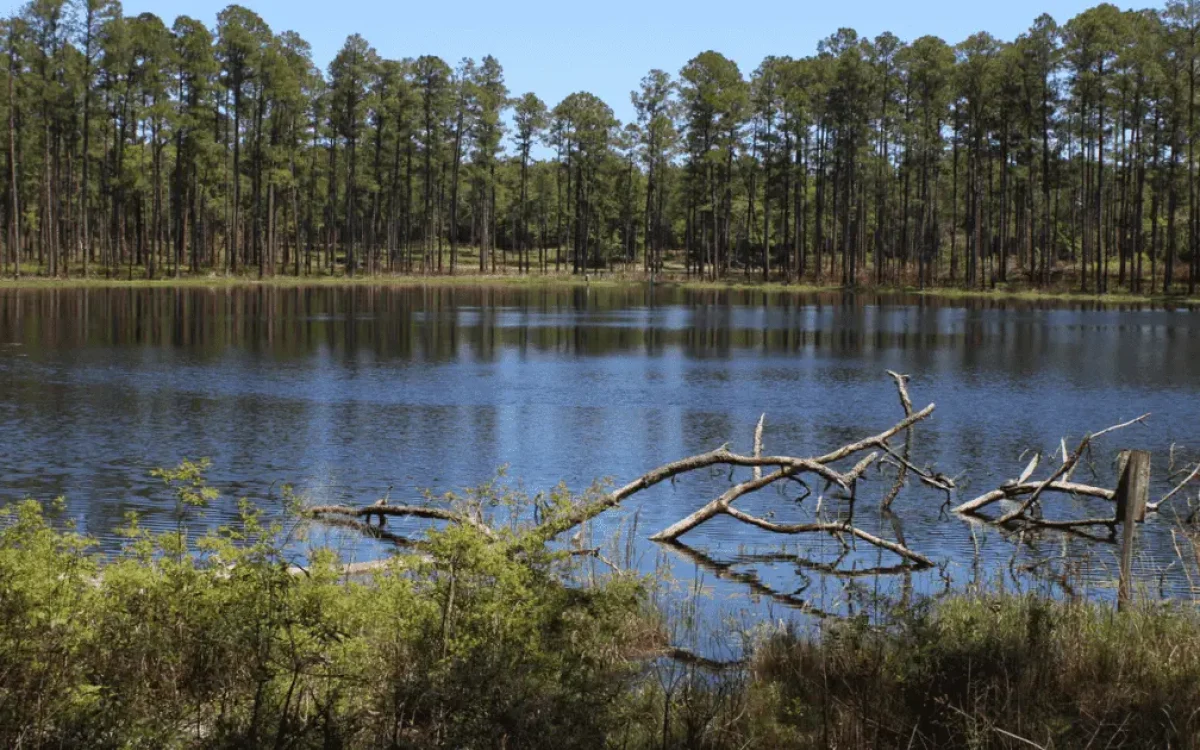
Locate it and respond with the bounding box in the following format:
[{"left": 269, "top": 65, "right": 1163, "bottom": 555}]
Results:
[
  {"left": 305, "top": 503, "right": 497, "bottom": 540},
  {"left": 721, "top": 505, "right": 933, "bottom": 567}
]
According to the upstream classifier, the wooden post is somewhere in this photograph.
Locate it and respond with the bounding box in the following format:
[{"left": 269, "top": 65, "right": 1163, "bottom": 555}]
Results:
[{"left": 1115, "top": 449, "right": 1150, "bottom": 611}]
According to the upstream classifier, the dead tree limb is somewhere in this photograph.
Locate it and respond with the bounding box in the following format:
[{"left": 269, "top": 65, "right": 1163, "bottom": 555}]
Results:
[
  {"left": 649, "top": 466, "right": 800, "bottom": 542},
  {"left": 881, "top": 371, "right": 913, "bottom": 509},
  {"left": 1151, "top": 462, "right": 1200, "bottom": 512},
  {"left": 812, "top": 403, "right": 935, "bottom": 464},
  {"left": 753, "top": 413, "right": 765, "bottom": 481},
  {"left": 530, "top": 398, "right": 934, "bottom": 545},
  {"left": 995, "top": 435, "right": 1091, "bottom": 524},
  {"left": 878, "top": 442, "right": 956, "bottom": 495},
  {"left": 647, "top": 451, "right": 879, "bottom": 544},
  {"left": 953, "top": 481, "right": 1115, "bottom": 514},
  {"left": 305, "top": 503, "right": 497, "bottom": 540},
  {"left": 954, "top": 414, "right": 1151, "bottom": 528},
  {"left": 305, "top": 513, "right": 417, "bottom": 547},
  {"left": 305, "top": 375, "right": 936, "bottom": 574},
  {"left": 721, "top": 505, "right": 934, "bottom": 566}
]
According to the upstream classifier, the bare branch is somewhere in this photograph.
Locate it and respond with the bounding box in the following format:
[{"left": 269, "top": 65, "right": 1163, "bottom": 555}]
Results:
[
  {"left": 887, "top": 370, "right": 914, "bottom": 415},
  {"left": 953, "top": 480, "right": 1114, "bottom": 514},
  {"left": 647, "top": 451, "right": 879, "bottom": 543},
  {"left": 996, "top": 435, "right": 1090, "bottom": 524},
  {"left": 845, "top": 451, "right": 880, "bottom": 483},
  {"left": 814, "top": 402, "right": 936, "bottom": 464},
  {"left": 305, "top": 503, "right": 497, "bottom": 540},
  {"left": 753, "top": 413, "right": 765, "bottom": 481},
  {"left": 962, "top": 414, "right": 1150, "bottom": 525},
  {"left": 878, "top": 443, "right": 955, "bottom": 494},
  {"left": 649, "top": 466, "right": 795, "bottom": 542},
  {"left": 881, "top": 371, "right": 914, "bottom": 509},
  {"left": 721, "top": 506, "right": 934, "bottom": 567},
  {"left": 1152, "top": 462, "right": 1200, "bottom": 512},
  {"left": 312, "top": 515, "right": 415, "bottom": 547},
  {"left": 1090, "top": 413, "right": 1151, "bottom": 440},
  {"left": 533, "top": 403, "right": 931, "bottom": 544},
  {"left": 1017, "top": 453, "right": 1040, "bottom": 485}
]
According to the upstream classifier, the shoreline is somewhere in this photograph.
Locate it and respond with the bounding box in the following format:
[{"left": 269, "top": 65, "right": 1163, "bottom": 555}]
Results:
[{"left": 0, "top": 270, "right": 1198, "bottom": 306}]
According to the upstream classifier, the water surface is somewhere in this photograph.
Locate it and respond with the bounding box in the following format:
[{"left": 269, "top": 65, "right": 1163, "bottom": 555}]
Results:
[{"left": 2, "top": 284, "right": 1198, "bottom": 630}]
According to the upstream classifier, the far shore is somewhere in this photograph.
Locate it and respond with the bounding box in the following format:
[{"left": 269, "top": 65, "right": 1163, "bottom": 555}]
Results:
[{"left": 1, "top": 268, "right": 1198, "bottom": 306}]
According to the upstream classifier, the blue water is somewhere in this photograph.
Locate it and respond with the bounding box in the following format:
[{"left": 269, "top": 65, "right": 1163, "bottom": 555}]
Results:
[{"left": 2, "top": 285, "right": 1197, "bottom": 647}]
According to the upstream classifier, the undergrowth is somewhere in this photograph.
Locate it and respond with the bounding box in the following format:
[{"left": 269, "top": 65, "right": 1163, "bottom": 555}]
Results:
[{"left": 2, "top": 461, "right": 1199, "bottom": 748}]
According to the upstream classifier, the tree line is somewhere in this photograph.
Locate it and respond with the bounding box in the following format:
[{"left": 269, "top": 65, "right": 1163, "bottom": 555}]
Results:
[{"left": 6, "top": 0, "right": 1200, "bottom": 294}]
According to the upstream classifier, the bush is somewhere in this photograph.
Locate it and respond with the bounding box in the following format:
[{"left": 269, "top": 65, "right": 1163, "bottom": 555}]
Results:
[{"left": 0, "top": 464, "right": 656, "bottom": 748}]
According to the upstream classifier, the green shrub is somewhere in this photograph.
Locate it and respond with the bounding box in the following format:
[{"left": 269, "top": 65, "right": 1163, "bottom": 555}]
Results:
[
  {"left": 4, "top": 463, "right": 1200, "bottom": 749},
  {"left": 0, "top": 463, "right": 656, "bottom": 749}
]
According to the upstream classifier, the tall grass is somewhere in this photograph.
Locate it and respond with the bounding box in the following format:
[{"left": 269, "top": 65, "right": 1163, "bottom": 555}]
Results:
[{"left": 738, "top": 594, "right": 1200, "bottom": 748}]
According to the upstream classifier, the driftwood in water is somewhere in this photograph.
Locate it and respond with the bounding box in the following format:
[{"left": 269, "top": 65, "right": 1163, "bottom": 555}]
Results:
[
  {"left": 544, "top": 373, "right": 934, "bottom": 566},
  {"left": 951, "top": 414, "right": 1155, "bottom": 530},
  {"left": 306, "top": 372, "right": 938, "bottom": 570},
  {"left": 298, "top": 375, "right": 1200, "bottom": 617},
  {"left": 305, "top": 502, "right": 496, "bottom": 539}
]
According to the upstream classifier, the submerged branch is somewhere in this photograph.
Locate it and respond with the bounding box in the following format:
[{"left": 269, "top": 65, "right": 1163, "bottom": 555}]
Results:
[
  {"left": 955, "top": 414, "right": 1152, "bottom": 530},
  {"left": 953, "top": 481, "right": 1115, "bottom": 515},
  {"left": 305, "top": 502, "right": 497, "bottom": 539}
]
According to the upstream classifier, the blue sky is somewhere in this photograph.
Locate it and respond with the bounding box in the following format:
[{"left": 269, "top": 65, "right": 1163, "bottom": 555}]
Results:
[{"left": 21, "top": 0, "right": 1144, "bottom": 124}]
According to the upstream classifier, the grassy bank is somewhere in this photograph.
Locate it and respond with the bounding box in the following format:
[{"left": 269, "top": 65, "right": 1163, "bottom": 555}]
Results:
[
  {"left": 734, "top": 594, "right": 1200, "bottom": 748},
  {"left": 3, "top": 467, "right": 1200, "bottom": 748},
  {"left": 1, "top": 264, "right": 1199, "bottom": 306}
]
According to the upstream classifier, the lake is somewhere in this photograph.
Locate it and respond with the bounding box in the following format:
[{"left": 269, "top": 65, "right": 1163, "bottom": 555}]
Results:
[{"left": 2, "top": 284, "right": 1198, "bottom": 629}]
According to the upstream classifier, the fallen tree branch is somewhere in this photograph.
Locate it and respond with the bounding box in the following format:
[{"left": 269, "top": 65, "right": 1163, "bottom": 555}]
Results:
[
  {"left": 649, "top": 466, "right": 798, "bottom": 542},
  {"left": 531, "top": 397, "right": 934, "bottom": 545},
  {"left": 311, "top": 514, "right": 416, "bottom": 547},
  {"left": 954, "top": 414, "right": 1150, "bottom": 526},
  {"left": 721, "top": 505, "right": 934, "bottom": 567},
  {"left": 813, "top": 403, "right": 936, "bottom": 465},
  {"left": 300, "top": 374, "right": 937, "bottom": 575},
  {"left": 1091, "top": 413, "right": 1152, "bottom": 440},
  {"left": 752, "top": 413, "right": 765, "bottom": 481},
  {"left": 1151, "top": 462, "right": 1200, "bottom": 512},
  {"left": 647, "top": 451, "right": 881, "bottom": 543},
  {"left": 878, "top": 442, "right": 956, "bottom": 494},
  {"left": 305, "top": 503, "right": 497, "bottom": 540},
  {"left": 881, "top": 371, "right": 914, "bottom": 509},
  {"left": 952, "top": 481, "right": 1115, "bottom": 514},
  {"left": 995, "top": 434, "right": 1093, "bottom": 525}
]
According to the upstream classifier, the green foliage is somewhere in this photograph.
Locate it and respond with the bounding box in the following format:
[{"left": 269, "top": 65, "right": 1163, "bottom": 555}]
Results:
[
  {"left": 12, "top": 0, "right": 1200, "bottom": 293},
  {"left": 4, "top": 464, "right": 1200, "bottom": 748},
  {"left": 0, "top": 464, "right": 655, "bottom": 748}
]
